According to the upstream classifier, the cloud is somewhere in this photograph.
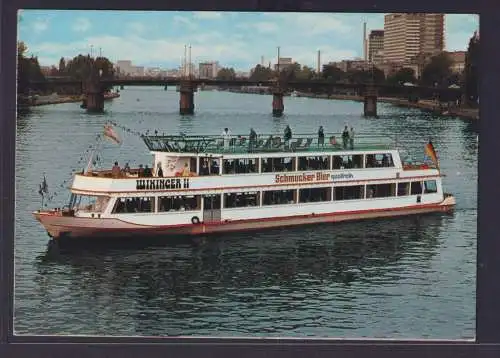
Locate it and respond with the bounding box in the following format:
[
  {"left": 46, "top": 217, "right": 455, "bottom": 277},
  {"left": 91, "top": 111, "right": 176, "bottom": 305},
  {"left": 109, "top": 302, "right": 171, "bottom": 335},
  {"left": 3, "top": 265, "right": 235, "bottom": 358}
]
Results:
[
  {"left": 263, "top": 13, "right": 352, "bottom": 35},
  {"left": 127, "top": 22, "right": 147, "bottom": 34},
  {"left": 32, "top": 18, "right": 50, "bottom": 32},
  {"left": 24, "top": 12, "right": 478, "bottom": 71},
  {"left": 192, "top": 11, "right": 223, "bottom": 20},
  {"left": 173, "top": 15, "right": 197, "bottom": 31},
  {"left": 238, "top": 21, "right": 279, "bottom": 33},
  {"left": 30, "top": 34, "right": 253, "bottom": 68},
  {"left": 72, "top": 17, "right": 91, "bottom": 32}
]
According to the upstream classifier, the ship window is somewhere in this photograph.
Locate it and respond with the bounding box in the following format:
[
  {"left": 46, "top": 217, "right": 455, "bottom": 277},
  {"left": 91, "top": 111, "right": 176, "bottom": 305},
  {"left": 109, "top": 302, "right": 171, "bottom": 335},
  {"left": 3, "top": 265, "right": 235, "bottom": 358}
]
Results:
[
  {"left": 332, "top": 154, "right": 363, "bottom": 169},
  {"left": 334, "top": 185, "right": 364, "bottom": 200},
  {"left": 261, "top": 157, "right": 295, "bottom": 173},
  {"left": 299, "top": 187, "right": 331, "bottom": 203},
  {"left": 397, "top": 182, "right": 411, "bottom": 196},
  {"left": 410, "top": 181, "right": 423, "bottom": 195},
  {"left": 222, "top": 158, "right": 258, "bottom": 174},
  {"left": 366, "top": 183, "right": 396, "bottom": 198},
  {"left": 365, "top": 153, "right": 394, "bottom": 168},
  {"left": 262, "top": 189, "right": 295, "bottom": 205},
  {"left": 199, "top": 157, "right": 220, "bottom": 176},
  {"left": 158, "top": 195, "right": 200, "bottom": 212},
  {"left": 424, "top": 180, "right": 438, "bottom": 194},
  {"left": 298, "top": 156, "right": 330, "bottom": 171},
  {"left": 223, "top": 192, "right": 260, "bottom": 208},
  {"left": 112, "top": 197, "right": 154, "bottom": 214},
  {"left": 72, "top": 195, "right": 110, "bottom": 213}
]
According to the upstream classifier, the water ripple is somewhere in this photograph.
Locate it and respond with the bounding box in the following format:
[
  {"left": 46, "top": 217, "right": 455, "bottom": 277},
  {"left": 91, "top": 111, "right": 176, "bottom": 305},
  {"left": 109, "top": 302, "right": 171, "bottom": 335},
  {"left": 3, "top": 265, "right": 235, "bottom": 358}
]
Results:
[{"left": 15, "top": 88, "right": 476, "bottom": 339}]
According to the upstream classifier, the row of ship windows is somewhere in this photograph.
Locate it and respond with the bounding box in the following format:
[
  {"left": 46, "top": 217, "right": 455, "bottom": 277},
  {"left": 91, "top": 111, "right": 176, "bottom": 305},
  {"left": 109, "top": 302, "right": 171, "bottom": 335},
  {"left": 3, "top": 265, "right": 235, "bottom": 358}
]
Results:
[
  {"left": 111, "top": 180, "right": 437, "bottom": 214},
  {"left": 199, "top": 153, "right": 394, "bottom": 176}
]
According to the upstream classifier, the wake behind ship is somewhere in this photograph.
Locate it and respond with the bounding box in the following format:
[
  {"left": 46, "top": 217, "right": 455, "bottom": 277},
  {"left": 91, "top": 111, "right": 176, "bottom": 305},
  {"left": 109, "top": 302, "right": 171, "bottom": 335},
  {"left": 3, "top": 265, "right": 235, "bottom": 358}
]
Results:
[{"left": 33, "top": 125, "right": 455, "bottom": 241}]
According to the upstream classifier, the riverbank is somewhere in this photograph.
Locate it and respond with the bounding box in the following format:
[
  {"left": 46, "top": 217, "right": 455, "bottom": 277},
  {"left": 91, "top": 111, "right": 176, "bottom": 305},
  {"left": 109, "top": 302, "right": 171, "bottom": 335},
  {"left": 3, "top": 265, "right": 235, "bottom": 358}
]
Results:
[
  {"left": 225, "top": 88, "right": 478, "bottom": 120},
  {"left": 295, "top": 92, "right": 479, "bottom": 120},
  {"left": 19, "top": 92, "right": 121, "bottom": 107}
]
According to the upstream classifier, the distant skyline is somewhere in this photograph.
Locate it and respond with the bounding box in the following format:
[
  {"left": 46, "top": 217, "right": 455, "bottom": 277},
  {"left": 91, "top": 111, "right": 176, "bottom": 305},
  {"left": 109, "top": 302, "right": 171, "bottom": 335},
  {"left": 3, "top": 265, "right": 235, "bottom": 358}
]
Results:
[{"left": 18, "top": 11, "right": 479, "bottom": 71}]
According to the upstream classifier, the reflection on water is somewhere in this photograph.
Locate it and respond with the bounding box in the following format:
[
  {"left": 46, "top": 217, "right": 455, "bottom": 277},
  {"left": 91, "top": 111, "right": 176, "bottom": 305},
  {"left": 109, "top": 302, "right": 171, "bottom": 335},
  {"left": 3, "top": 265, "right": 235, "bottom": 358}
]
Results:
[
  {"left": 35, "top": 215, "right": 445, "bottom": 337},
  {"left": 15, "top": 88, "right": 477, "bottom": 338}
]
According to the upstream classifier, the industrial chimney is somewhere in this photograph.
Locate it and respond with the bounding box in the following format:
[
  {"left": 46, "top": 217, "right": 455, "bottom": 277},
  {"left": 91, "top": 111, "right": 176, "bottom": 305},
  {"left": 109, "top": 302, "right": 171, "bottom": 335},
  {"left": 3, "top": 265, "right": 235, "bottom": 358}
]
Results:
[
  {"left": 363, "top": 22, "right": 367, "bottom": 62},
  {"left": 317, "top": 50, "right": 321, "bottom": 75}
]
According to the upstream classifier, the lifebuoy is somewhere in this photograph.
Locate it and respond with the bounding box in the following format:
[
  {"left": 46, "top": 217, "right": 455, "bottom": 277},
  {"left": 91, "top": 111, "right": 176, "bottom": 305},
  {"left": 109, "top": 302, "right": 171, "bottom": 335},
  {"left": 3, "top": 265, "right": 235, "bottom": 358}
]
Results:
[{"left": 191, "top": 216, "right": 201, "bottom": 224}]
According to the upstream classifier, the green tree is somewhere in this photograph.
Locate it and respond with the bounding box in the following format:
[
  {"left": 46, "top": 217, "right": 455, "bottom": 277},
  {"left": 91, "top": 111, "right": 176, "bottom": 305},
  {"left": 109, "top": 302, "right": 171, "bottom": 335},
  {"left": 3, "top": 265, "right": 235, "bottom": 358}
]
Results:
[
  {"left": 295, "top": 65, "right": 315, "bottom": 80},
  {"left": 386, "top": 67, "right": 417, "bottom": 85},
  {"left": 216, "top": 67, "right": 236, "bottom": 80},
  {"left": 64, "top": 54, "right": 116, "bottom": 91},
  {"left": 463, "top": 32, "right": 479, "bottom": 105},
  {"left": 58, "top": 57, "right": 66, "bottom": 74},
  {"left": 347, "top": 67, "right": 385, "bottom": 84},
  {"left": 17, "top": 41, "right": 46, "bottom": 95},
  {"left": 249, "top": 64, "right": 274, "bottom": 82},
  {"left": 420, "top": 53, "right": 453, "bottom": 87},
  {"left": 321, "top": 64, "right": 345, "bottom": 82}
]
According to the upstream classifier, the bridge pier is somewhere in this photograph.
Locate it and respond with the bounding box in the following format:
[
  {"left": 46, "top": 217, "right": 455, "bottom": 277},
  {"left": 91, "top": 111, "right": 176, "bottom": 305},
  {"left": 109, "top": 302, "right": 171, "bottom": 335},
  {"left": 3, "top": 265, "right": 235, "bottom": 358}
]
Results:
[
  {"left": 363, "top": 85, "right": 378, "bottom": 118},
  {"left": 85, "top": 81, "right": 104, "bottom": 113},
  {"left": 179, "top": 80, "right": 196, "bottom": 115},
  {"left": 272, "top": 87, "right": 284, "bottom": 117}
]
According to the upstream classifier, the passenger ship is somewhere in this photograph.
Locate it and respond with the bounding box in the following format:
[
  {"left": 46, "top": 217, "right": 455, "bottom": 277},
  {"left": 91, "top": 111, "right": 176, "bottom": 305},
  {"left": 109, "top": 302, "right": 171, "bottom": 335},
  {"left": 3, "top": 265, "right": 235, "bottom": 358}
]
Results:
[{"left": 33, "top": 128, "right": 456, "bottom": 241}]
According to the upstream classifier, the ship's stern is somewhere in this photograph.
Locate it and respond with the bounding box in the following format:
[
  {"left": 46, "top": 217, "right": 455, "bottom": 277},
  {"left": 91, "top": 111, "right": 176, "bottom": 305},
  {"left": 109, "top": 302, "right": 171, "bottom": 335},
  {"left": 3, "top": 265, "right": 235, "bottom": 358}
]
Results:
[{"left": 440, "top": 193, "right": 456, "bottom": 212}]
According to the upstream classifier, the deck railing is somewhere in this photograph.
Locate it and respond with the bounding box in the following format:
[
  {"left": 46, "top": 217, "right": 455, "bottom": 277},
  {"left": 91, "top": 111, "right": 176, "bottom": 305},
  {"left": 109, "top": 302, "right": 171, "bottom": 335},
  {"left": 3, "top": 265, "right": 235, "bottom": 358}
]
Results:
[{"left": 142, "top": 133, "right": 394, "bottom": 154}]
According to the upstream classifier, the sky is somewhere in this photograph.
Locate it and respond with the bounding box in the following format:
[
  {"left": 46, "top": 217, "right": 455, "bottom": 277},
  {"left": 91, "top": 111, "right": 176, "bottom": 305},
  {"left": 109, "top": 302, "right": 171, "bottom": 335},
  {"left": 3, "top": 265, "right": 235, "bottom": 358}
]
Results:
[{"left": 18, "top": 10, "right": 479, "bottom": 71}]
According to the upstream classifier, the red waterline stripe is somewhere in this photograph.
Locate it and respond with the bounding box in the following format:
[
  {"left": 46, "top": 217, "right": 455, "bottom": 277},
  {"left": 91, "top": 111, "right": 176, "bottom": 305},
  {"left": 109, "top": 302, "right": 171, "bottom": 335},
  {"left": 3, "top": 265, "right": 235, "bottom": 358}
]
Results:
[{"left": 38, "top": 200, "right": 452, "bottom": 231}]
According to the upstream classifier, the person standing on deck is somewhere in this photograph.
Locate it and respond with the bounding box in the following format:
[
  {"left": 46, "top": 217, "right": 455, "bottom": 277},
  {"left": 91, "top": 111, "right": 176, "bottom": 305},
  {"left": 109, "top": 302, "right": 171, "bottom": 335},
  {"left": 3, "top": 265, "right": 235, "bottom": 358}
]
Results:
[
  {"left": 157, "top": 163, "right": 164, "bottom": 177},
  {"left": 284, "top": 125, "right": 292, "bottom": 146},
  {"left": 318, "top": 126, "right": 325, "bottom": 147},
  {"left": 249, "top": 128, "right": 257, "bottom": 152},
  {"left": 342, "top": 126, "right": 349, "bottom": 149},
  {"left": 349, "top": 127, "right": 355, "bottom": 149},
  {"left": 222, "top": 128, "right": 231, "bottom": 151},
  {"left": 111, "top": 161, "right": 121, "bottom": 178}
]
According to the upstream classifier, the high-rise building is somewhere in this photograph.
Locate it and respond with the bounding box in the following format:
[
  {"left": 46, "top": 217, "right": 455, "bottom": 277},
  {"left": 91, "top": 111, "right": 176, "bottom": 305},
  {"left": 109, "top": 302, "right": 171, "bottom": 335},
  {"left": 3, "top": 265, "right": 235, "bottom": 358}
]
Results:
[
  {"left": 383, "top": 13, "right": 444, "bottom": 64},
  {"left": 368, "top": 30, "right": 385, "bottom": 65}
]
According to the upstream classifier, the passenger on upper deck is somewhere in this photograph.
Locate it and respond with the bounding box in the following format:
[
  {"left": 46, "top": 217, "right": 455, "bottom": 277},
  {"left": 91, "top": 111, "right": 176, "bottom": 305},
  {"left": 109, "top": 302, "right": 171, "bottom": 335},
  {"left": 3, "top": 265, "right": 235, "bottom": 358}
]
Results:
[
  {"left": 342, "top": 126, "right": 349, "bottom": 149},
  {"left": 222, "top": 128, "right": 231, "bottom": 150},
  {"left": 349, "top": 127, "right": 355, "bottom": 149},
  {"left": 112, "top": 162, "right": 121, "bottom": 178},
  {"left": 157, "top": 163, "right": 164, "bottom": 177},
  {"left": 123, "top": 162, "right": 131, "bottom": 174},
  {"left": 138, "top": 164, "right": 145, "bottom": 177},
  {"left": 318, "top": 126, "right": 325, "bottom": 147},
  {"left": 181, "top": 163, "right": 190, "bottom": 177},
  {"left": 200, "top": 160, "right": 210, "bottom": 176},
  {"left": 284, "top": 125, "right": 292, "bottom": 146},
  {"left": 249, "top": 128, "right": 257, "bottom": 152},
  {"left": 143, "top": 165, "right": 153, "bottom": 177}
]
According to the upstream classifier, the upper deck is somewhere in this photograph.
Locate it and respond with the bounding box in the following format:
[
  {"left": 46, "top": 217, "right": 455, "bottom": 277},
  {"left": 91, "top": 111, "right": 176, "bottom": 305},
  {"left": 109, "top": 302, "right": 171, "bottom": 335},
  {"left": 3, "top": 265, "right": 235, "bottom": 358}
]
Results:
[{"left": 142, "top": 132, "right": 393, "bottom": 155}]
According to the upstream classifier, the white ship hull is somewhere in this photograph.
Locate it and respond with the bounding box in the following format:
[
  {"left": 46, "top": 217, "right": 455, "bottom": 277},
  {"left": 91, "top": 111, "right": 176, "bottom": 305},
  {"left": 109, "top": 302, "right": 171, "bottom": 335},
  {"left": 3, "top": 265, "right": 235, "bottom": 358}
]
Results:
[{"left": 34, "top": 194, "right": 455, "bottom": 240}]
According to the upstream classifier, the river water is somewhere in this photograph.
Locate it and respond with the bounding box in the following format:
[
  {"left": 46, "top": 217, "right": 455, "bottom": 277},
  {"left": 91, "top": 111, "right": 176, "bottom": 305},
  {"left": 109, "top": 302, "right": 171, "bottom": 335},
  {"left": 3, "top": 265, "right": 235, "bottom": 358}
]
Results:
[{"left": 14, "top": 87, "right": 478, "bottom": 338}]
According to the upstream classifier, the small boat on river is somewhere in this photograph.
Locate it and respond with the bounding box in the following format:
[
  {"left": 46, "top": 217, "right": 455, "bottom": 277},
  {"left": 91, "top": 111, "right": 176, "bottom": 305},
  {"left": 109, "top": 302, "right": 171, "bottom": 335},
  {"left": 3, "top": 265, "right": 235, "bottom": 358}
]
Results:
[{"left": 33, "top": 127, "right": 455, "bottom": 241}]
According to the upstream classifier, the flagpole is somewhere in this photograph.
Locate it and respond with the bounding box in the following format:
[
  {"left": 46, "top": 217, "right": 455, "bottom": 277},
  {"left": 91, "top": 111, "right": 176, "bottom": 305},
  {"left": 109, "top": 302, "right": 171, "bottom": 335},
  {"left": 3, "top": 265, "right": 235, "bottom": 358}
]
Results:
[{"left": 85, "top": 134, "right": 103, "bottom": 174}]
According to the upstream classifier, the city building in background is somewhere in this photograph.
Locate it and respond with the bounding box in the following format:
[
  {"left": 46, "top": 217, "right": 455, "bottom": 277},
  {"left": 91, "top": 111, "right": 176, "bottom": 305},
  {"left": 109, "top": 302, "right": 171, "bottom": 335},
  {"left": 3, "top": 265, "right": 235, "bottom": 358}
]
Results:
[
  {"left": 274, "top": 57, "right": 294, "bottom": 71},
  {"left": 198, "top": 61, "right": 220, "bottom": 79},
  {"left": 383, "top": 13, "right": 444, "bottom": 64},
  {"left": 116, "top": 60, "right": 145, "bottom": 77},
  {"left": 446, "top": 50, "right": 466, "bottom": 73},
  {"left": 368, "top": 30, "right": 385, "bottom": 65}
]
